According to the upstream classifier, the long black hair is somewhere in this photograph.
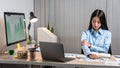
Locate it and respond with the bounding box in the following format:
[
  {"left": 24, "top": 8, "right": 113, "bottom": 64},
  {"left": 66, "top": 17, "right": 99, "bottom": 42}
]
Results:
[{"left": 88, "top": 9, "right": 108, "bottom": 30}]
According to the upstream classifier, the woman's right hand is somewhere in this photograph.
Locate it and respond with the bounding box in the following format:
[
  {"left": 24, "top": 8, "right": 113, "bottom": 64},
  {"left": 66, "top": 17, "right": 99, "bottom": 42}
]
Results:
[{"left": 81, "top": 40, "right": 91, "bottom": 47}]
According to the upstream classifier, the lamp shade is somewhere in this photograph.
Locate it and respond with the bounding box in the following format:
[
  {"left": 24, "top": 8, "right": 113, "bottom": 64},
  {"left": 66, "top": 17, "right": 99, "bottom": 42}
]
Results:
[
  {"left": 28, "top": 12, "right": 38, "bottom": 41},
  {"left": 30, "top": 12, "right": 38, "bottom": 23}
]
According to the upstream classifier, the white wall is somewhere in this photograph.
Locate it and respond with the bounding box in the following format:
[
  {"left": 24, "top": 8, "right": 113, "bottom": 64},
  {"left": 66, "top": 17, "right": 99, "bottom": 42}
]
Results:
[
  {"left": 0, "top": 0, "right": 33, "bottom": 52},
  {"left": 0, "top": 0, "right": 33, "bottom": 25}
]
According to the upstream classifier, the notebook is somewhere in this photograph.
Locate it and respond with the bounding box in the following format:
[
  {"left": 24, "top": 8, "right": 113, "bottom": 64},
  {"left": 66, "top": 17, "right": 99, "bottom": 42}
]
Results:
[{"left": 39, "top": 42, "right": 74, "bottom": 62}]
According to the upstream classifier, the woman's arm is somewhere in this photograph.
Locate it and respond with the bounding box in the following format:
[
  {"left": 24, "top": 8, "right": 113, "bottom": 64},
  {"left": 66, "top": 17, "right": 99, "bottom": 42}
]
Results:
[{"left": 81, "top": 31, "right": 91, "bottom": 55}]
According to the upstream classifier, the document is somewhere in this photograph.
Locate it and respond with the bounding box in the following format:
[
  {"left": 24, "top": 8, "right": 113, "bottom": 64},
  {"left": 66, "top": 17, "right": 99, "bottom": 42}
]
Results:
[{"left": 91, "top": 52, "right": 111, "bottom": 58}]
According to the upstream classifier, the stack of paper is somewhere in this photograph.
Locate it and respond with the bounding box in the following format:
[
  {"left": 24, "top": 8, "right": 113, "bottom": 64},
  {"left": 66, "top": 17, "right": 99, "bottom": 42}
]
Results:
[{"left": 92, "top": 52, "right": 111, "bottom": 58}]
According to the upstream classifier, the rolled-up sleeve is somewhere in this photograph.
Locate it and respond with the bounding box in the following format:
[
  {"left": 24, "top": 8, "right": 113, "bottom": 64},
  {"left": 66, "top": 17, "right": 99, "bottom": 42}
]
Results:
[
  {"left": 81, "top": 45, "right": 91, "bottom": 55},
  {"left": 81, "top": 31, "right": 91, "bottom": 55}
]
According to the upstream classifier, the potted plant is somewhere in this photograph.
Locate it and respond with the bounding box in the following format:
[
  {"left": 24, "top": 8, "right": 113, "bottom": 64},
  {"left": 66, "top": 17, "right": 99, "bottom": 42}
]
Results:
[
  {"left": 47, "top": 23, "right": 54, "bottom": 33},
  {"left": 26, "top": 39, "right": 36, "bottom": 50}
]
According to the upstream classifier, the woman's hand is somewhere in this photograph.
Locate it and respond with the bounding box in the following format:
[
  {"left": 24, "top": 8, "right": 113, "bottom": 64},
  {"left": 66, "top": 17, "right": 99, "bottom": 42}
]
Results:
[
  {"left": 81, "top": 40, "right": 91, "bottom": 47},
  {"left": 89, "top": 54, "right": 99, "bottom": 59}
]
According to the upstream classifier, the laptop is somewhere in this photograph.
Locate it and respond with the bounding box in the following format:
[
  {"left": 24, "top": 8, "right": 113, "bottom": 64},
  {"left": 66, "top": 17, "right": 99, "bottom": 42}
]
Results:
[{"left": 39, "top": 42, "right": 74, "bottom": 62}]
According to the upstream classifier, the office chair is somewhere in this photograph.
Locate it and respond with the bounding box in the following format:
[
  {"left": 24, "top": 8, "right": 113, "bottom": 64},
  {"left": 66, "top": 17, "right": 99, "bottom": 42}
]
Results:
[{"left": 81, "top": 44, "right": 112, "bottom": 55}]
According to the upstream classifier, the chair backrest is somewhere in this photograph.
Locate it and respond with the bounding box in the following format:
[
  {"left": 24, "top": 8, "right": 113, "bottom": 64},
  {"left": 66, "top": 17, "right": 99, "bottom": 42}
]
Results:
[
  {"left": 81, "top": 44, "right": 112, "bottom": 55},
  {"left": 81, "top": 49, "right": 84, "bottom": 54},
  {"left": 108, "top": 44, "right": 112, "bottom": 55}
]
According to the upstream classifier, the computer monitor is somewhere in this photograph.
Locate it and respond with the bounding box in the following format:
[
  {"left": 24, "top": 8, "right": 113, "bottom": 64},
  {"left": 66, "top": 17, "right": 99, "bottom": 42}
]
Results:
[{"left": 4, "top": 12, "right": 27, "bottom": 50}]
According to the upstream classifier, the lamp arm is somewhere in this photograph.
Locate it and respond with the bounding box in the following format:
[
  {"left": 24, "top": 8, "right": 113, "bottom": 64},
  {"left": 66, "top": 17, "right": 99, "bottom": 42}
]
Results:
[
  {"left": 28, "top": 22, "right": 32, "bottom": 41},
  {"left": 28, "top": 22, "right": 31, "bottom": 30}
]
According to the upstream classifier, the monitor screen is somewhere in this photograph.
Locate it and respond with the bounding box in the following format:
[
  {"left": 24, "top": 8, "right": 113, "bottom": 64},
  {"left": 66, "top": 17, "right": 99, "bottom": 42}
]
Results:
[{"left": 4, "top": 12, "right": 27, "bottom": 49}]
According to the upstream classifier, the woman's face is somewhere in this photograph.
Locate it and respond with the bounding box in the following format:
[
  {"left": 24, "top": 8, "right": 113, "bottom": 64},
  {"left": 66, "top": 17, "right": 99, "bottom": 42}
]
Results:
[{"left": 92, "top": 16, "right": 101, "bottom": 32}]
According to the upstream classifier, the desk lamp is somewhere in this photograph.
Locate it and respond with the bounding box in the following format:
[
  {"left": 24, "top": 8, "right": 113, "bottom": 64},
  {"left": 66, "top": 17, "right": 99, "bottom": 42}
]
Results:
[{"left": 28, "top": 12, "right": 38, "bottom": 42}]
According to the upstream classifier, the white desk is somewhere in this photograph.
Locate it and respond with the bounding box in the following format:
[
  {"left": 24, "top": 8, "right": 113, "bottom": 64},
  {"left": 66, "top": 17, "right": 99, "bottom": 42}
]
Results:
[{"left": 0, "top": 53, "right": 120, "bottom": 68}]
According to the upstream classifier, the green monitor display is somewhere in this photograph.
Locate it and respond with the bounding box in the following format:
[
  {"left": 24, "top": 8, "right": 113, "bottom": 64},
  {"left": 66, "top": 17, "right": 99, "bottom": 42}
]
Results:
[{"left": 4, "top": 12, "right": 27, "bottom": 47}]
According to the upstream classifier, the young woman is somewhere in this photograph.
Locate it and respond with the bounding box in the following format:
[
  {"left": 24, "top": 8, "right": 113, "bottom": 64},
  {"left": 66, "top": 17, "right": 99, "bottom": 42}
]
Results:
[{"left": 81, "top": 9, "right": 111, "bottom": 59}]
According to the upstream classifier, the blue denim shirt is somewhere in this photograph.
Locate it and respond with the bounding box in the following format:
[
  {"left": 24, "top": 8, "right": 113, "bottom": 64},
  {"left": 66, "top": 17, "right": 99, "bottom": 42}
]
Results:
[{"left": 81, "top": 28, "right": 112, "bottom": 56}]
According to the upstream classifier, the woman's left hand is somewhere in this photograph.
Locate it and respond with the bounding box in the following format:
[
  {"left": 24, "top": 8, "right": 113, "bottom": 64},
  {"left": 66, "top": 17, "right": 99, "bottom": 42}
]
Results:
[{"left": 89, "top": 54, "right": 99, "bottom": 59}]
